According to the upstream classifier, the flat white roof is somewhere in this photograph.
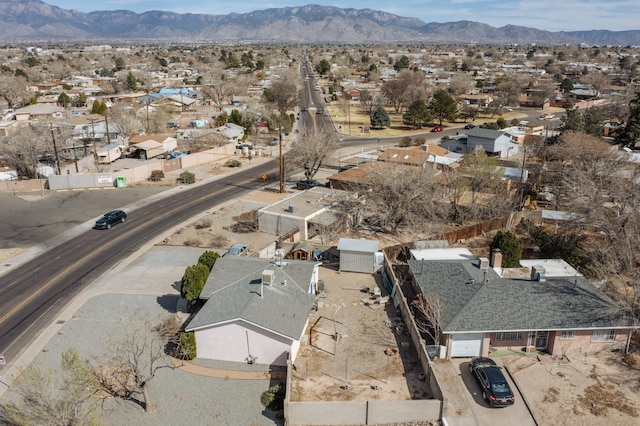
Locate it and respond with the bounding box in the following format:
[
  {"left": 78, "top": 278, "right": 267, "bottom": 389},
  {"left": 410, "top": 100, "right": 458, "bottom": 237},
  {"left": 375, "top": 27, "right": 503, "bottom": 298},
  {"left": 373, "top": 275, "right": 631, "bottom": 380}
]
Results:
[
  {"left": 519, "top": 259, "right": 580, "bottom": 277},
  {"left": 410, "top": 248, "right": 476, "bottom": 261}
]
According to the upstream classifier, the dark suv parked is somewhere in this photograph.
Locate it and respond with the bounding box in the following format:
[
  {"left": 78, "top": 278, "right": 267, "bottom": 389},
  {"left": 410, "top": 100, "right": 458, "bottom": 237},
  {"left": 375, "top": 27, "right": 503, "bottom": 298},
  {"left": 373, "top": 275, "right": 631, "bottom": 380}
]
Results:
[{"left": 94, "top": 210, "right": 127, "bottom": 230}]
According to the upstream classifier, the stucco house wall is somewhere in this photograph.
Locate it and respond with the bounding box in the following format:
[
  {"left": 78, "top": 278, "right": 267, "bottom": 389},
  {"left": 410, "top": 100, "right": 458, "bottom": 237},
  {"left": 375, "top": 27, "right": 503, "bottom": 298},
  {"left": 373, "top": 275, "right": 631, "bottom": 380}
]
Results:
[{"left": 195, "top": 320, "right": 296, "bottom": 366}]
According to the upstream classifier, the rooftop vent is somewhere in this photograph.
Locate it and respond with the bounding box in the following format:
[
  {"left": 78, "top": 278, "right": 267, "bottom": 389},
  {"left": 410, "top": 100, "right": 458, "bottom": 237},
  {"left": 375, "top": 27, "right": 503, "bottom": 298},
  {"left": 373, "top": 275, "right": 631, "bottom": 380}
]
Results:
[
  {"left": 531, "top": 265, "right": 547, "bottom": 282},
  {"left": 288, "top": 204, "right": 295, "bottom": 213}
]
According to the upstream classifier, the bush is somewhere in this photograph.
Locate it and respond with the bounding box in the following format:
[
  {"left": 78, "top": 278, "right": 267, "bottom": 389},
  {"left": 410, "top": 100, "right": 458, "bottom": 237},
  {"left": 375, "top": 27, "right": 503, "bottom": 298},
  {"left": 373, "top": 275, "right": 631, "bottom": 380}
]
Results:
[
  {"left": 489, "top": 231, "right": 522, "bottom": 268},
  {"left": 180, "top": 263, "right": 210, "bottom": 302},
  {"left": 198, "top": 250, "right": 220, "bottom": 271},
  {"left": 178, "top": 332, "right": 197, "bottom": 360},
  {"left": 149, "top": 170, "right": 165, "bottom": 182},
  {"left": 260, "top": 383, "right": 285, "bottom": 412},
  {"left": 225, "top": 159, "right": 241, "bottom": 168},
  {"left": 178, "top": 171, "right": 195, "bottom": 184},
  {"left": 414, "top": 136, "right": 426, "bottom": 145},
  {"left": 399, "top": 136, "right": 412, "bottom": 147},
  {"left": 195, "top": 218, "right": 212, "bottom": 229}
]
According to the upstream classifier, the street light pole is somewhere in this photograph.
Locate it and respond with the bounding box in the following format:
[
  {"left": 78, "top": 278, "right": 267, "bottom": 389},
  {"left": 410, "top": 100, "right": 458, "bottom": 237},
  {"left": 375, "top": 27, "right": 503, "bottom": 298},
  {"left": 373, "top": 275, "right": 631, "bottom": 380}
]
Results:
[{"left": 279, "top": 123, "right": 284, "bottom": 193}]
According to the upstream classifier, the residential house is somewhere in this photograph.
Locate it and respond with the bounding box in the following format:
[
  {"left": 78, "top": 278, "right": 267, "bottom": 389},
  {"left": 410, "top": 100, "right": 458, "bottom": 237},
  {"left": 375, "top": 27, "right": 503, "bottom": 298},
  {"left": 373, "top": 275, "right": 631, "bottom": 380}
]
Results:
[
  {"left": 213, "top": 122, "right": 245, "bottom": 142},
  {"left": 407, "top": 249, "right": 635, "bottom": 359},
  {"left": 257, "top": 187, "right": 347, "bottom": 241},
  {"left": 439, "top": 128, "right": 519, "bottom": 158},
  {"left": 185, "top": 256, "right": 320, "bottom": 366},
  {"left": 378, "top": 145, "right": 459, "bottom": 171},
  {"left": 13, "top": 104, "right": 65, "bottom": 121}
]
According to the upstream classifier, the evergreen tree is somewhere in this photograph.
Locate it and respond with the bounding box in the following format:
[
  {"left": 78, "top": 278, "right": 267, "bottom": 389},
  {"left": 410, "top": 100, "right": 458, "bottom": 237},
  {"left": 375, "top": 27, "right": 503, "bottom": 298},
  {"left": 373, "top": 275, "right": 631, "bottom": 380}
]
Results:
[
  {"left": 489, "top": 231, "right": 522, "bottom": 268},
  {"left": 370, "top": 106, "right": 390, "bottom": 129},
  {"left": 198, "top": 251, "right": 220, "bottom": 271},
  {"left": 315, "top": 59, "right": 331, "bottom": 76},
  {"left": 57, "top": 92, "right": 71, "bottom": 108},
  {"left": 428, "top": 89, "right": 458, "bottom": 125},
  {"left": 402, "top": 100, "right": 431, "bottom": 128},
  {"left": 180, "top": 263, "right": 210, "bottom": 302},
  {"left": 616, "top": 92, "right": 640, "bottom": 148},
  {"left": 126, "top": 71, "right": 138, "bottom": 91}
]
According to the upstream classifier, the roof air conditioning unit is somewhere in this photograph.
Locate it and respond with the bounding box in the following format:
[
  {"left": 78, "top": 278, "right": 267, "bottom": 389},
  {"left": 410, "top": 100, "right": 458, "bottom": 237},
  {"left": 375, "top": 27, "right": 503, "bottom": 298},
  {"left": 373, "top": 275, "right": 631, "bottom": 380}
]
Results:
[
  {"left": 478, "top": 257, "right": 489, "bottom": 270},
  {"left": 262, "top": 270, "right": 275, "bottom": 287}
]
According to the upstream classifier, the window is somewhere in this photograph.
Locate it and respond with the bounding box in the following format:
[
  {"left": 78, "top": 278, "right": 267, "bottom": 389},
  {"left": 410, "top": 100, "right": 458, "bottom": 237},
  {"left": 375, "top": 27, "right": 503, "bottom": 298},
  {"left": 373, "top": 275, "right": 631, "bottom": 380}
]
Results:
[
  {"left": 560, "top": 330, "right": 575, "bottom": 340},
  {"left": 592, "top": 329, "right": 616, "bottom": 342},
  {"left": 495, "top": 332, "right": 523, "bottom": 342}
]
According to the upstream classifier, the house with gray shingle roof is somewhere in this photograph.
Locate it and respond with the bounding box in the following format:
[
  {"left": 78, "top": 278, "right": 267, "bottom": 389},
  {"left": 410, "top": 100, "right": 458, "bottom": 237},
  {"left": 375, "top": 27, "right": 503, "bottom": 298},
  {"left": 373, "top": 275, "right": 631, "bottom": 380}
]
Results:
[
  {"left": 439, "top": 128, "right": 519, "bottom": 158},
  {"left": 407, "top": 252, "right": 635, "bottom": 359},
  {"left": 185, "top": 256, "right": 320, "bottom": 366}
]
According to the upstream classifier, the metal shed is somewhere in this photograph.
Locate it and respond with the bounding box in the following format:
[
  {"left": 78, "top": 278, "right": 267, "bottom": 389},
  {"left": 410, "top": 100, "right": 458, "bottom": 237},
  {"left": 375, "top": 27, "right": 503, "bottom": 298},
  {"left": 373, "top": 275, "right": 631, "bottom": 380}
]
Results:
[{"left": 337, "top": 238, "right": 381, "bottom": 273}]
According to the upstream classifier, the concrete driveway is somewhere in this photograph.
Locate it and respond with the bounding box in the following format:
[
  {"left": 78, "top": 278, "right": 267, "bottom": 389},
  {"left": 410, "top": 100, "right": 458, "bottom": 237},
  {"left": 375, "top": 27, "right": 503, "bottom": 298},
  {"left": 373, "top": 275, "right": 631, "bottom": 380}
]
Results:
[{"left": 452, "top": 358, "right": 536, "bottom": 426}]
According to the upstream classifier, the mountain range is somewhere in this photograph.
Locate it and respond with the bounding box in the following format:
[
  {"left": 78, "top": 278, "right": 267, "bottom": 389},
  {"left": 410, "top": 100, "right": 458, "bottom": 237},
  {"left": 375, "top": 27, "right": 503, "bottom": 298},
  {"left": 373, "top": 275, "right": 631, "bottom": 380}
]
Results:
[{"left": 1, "top": 0, "right": 640, "bottom": 46}]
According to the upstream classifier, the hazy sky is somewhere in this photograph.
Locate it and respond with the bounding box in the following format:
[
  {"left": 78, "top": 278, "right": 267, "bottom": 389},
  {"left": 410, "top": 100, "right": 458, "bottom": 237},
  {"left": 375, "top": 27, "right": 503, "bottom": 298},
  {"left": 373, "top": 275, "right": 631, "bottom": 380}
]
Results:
[{"left": 44, "top": 0, "right": 639, "bottom": 32}]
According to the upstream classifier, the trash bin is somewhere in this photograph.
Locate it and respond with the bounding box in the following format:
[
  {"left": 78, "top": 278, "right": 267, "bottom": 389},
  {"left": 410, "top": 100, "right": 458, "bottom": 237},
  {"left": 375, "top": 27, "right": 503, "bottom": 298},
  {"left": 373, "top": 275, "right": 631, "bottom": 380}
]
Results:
[{"left": 116, "top": 176, "right": 127, "bottom": 188}]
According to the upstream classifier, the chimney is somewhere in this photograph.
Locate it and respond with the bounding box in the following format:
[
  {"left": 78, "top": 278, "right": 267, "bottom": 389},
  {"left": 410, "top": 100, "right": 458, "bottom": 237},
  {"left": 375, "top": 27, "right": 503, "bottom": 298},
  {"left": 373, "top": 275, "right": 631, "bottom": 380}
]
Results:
[{"left": 490, "top": 249, "right": 502, "bottom": 269}]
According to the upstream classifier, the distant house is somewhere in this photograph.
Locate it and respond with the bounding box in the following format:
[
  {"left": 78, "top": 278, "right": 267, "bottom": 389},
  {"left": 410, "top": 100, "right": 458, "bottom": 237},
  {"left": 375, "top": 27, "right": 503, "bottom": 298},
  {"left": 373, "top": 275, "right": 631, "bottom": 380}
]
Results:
[
  {"left": 128, "top": 134, "right": 178, "bottom": 159},
  {"left": 439, "top": 128, "right": 519, "bottom": 158},
  {"left": 13, "top": 104, "right": 65, "bottom": 121},
  {"left": 407, "top": 249, "right": 636, "bottom": 359},
  {"left": 185, "top": 256, "right": 320, "bottom": 366},
  {"left": 213, "top": 122, "right": 245, "bottom": 142}
]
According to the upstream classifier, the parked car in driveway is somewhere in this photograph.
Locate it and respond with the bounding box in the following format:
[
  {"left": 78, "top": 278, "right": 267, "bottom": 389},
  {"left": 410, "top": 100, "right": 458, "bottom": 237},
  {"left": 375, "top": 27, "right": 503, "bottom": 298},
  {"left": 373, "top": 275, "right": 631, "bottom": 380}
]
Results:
[
  {"left": 94, "top": 210, "right": 127, "bottom": 230},
  {"left": 227, "top": 243, "right": 249, "bottom": 256},
  {"left": 464, "top": 124, "right": 476, "bottom": 129},
  {"left": 431, "top": 125, "right": 444, "bottom": 132},
  {"left": 468, "top": 357, "right": 515, "bottom": 407}
]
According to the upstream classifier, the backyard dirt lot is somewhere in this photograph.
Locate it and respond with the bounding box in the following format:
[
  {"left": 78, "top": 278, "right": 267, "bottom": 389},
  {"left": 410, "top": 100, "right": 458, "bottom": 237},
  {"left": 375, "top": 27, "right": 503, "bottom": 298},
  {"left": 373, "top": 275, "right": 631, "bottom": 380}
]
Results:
[{"left": 506, "top": 350, "right": 640, "bottom": 426}]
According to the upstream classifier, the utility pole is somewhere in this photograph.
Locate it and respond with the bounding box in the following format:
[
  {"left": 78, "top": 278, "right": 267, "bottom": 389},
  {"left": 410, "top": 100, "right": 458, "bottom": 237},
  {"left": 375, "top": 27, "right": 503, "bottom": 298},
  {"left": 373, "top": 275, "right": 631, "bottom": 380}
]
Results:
[
  {"left": 49, "top": 122, "right": 61, "bottom": 175},
  {"left": 279, "top": 122, "right": 284, "bottom": 193}
]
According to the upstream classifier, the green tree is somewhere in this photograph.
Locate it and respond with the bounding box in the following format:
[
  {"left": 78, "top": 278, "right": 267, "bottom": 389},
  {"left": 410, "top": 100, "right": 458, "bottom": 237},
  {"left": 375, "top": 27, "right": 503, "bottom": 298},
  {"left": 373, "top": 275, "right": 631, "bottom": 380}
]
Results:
[
  {"left": 393, "top": 55, "right": 410, "bottom": 71},
  {"left": 198, "top": 250, "right": 220, "bottom": 271},
  {"left": 72, "top": 92, "right": 87, "bottom": 107},
  {"left": 428, "top": 89, "right": 458, "bottom": 125},
  {"left": 255, "top": 59, "right": 265, "bottom": 70},
  {"left": 91, "top": 100, "right": 108, "bottom": 115},
  {"left": 616, "top": 92, "right": 640, "bottom": 148},
  {"left": 260, "top": 383, "right": 285, "bottom": 412},
  {"left": 180, "top": 263, "right": 210, "bottom": 302},
  {"left": 370, "top": 106, "right": 390, "bottom": 128},
  {"left": 496, "top": 116, "right": 507, "bottom": 129},
  {"left": 402, "top": 99, "right": 432, "bottom": 128},
  {"left": 126, "top": 71, "right": 138, "bottom": 91},
  {"left": 178, "top": 331, "right": 197, "bottom": 360},
  {"left": 583, "top": 107, "right": 604, "bottom": 137},
  {"left": 315, "top": 59, "right": 331, "bottom": 76},
  {"left": 114, "top": 56, "right": 126, "bottom": 71},
  {"left": 489, "top": 231, "right": 522, "bottom": 268},
  {"left": 228, "top": 109, "right": 243, "bottom": 126},
  {"left": 562, "top": 104, "right": 584, "bottom": 133},
  {"left": 560, "top": 78, "right": 573, "bottom": 93},
  {"left": 57, "top": 92, "right": 71, "bottom": 108}
]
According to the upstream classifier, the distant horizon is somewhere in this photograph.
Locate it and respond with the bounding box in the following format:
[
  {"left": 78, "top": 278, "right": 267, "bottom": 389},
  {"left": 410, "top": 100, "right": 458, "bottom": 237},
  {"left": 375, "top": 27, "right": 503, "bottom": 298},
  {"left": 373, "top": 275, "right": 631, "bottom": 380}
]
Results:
[{"left": 42, "top": 1, "right": 640, "bottom": 33}]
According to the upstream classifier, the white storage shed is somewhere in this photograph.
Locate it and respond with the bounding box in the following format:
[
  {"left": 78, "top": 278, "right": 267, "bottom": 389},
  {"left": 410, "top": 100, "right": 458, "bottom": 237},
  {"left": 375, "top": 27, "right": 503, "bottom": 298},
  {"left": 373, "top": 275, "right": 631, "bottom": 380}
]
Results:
[{"left": 337, "top": 238, "right": 382, "bottom": 274}]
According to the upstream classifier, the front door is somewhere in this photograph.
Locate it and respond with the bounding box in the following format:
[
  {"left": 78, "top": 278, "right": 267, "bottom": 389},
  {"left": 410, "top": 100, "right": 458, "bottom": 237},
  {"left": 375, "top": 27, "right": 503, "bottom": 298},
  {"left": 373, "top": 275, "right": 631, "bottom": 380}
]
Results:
[{"left": 535, "top": 331, "right": 549, "bottom": 349}]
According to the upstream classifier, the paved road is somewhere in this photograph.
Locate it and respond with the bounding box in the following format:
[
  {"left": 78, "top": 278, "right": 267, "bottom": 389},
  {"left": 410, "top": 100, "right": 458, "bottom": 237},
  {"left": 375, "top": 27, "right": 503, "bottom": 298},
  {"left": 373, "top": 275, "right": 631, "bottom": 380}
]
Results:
[{"left": 0, "top": 158, "right": 280, "bottom": 369}]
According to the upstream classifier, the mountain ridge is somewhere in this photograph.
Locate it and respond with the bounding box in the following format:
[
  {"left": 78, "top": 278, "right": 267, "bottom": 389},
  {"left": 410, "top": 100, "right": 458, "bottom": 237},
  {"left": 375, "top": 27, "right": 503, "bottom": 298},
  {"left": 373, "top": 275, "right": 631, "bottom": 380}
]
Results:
[{"left": 1, "top": 0, "right": 639, "bottom": 45}]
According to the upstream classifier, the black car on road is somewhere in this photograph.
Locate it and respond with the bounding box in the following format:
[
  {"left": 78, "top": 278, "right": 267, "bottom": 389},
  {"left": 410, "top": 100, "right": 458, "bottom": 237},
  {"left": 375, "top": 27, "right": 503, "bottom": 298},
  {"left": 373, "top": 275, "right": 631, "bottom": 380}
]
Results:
[
  {"left": 94, "top": 210, "right": 127, "bottom": 229},
  {"left": 468, "top": 357, "right": 515, "bottom": 407}
]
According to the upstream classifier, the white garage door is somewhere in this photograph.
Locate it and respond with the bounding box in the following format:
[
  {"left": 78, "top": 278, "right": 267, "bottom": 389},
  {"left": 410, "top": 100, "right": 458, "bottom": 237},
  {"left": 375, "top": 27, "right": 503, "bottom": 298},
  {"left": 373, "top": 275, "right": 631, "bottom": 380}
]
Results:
[{"left": 450, "top": 333, "right": 483, "bottom": 357}]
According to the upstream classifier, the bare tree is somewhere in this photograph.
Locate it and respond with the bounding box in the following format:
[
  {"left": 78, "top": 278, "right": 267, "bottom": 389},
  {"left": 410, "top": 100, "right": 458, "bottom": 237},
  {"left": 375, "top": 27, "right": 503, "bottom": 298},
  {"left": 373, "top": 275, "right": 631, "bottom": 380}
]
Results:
[
  {"left": 1, "top": 123, "right": 53, "bottom": 178},
  {"left": 264, "top": 79, "right": 299, "bottom": 193},
  {"left": 411, "top": 293, "right": 446, "bottom": 351},
  {"left": 0, "top": 75, "right": 30, "bottom": 109},
  {"left": 381, "top": 69, "right": 426, "bottom": 114},
  {"left": 287, "top": 127, "right": 338, "bottom": 180},
  {"left": 201, "top": 76, "right": 231, "bottom": 112},
  {"left": 108, "top": 103, "right": 144, "bottom": 139},
  {"left": 349, "top": 164, "right": 447, "bottom": 234},
  {"left": 358, "top": 89, "right": 381, "bottom": 115},
  {"left": 0, "top": 349, "right": 101, "bottom": 426},
  {"left": 95, "top": 315, "right": 175, "bottom": 413}
]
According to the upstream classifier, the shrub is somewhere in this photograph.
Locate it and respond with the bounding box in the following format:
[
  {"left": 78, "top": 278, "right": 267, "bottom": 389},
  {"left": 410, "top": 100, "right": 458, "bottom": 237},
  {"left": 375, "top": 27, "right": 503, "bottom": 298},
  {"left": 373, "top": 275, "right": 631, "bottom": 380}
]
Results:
[
  {"left": 225, "top": 159, "right": 241, "bottom": 168},
  {"left": 260, "top": 383, "right": 285, "bottom": 412},
  {"left": 489, "top": 231, "right": 522, "bottom": 268},
  {"left": 178, "top": 171, "right": 196, "bottom": 184},
  {"left": 195, "top": 218, "right": 212, "bottom": 229},
  {"left": 180, "top": 263, "right": 210, "bottom": 302},
  {"left": 149, "top": 170, "right": 165, "bottom": 182},
  {"left": 178, "top": 332, "right": 197, "bottom": 360},
  {"left": 399, "top": 136, "right": 412, "bottom": 147},
  {"left": 414, "top": 136, "right": 426, "bottom": 146},
  {"left": 198, "top": 250, "right": 220, "bottom": 271}
]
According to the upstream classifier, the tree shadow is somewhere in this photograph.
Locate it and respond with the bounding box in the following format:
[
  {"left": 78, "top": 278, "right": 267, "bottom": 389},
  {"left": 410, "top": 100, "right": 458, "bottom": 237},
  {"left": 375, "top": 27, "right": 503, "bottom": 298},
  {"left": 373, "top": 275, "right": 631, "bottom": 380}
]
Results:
[{"left": 156, "top": 294, "right": 180, "bottom": 313}]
